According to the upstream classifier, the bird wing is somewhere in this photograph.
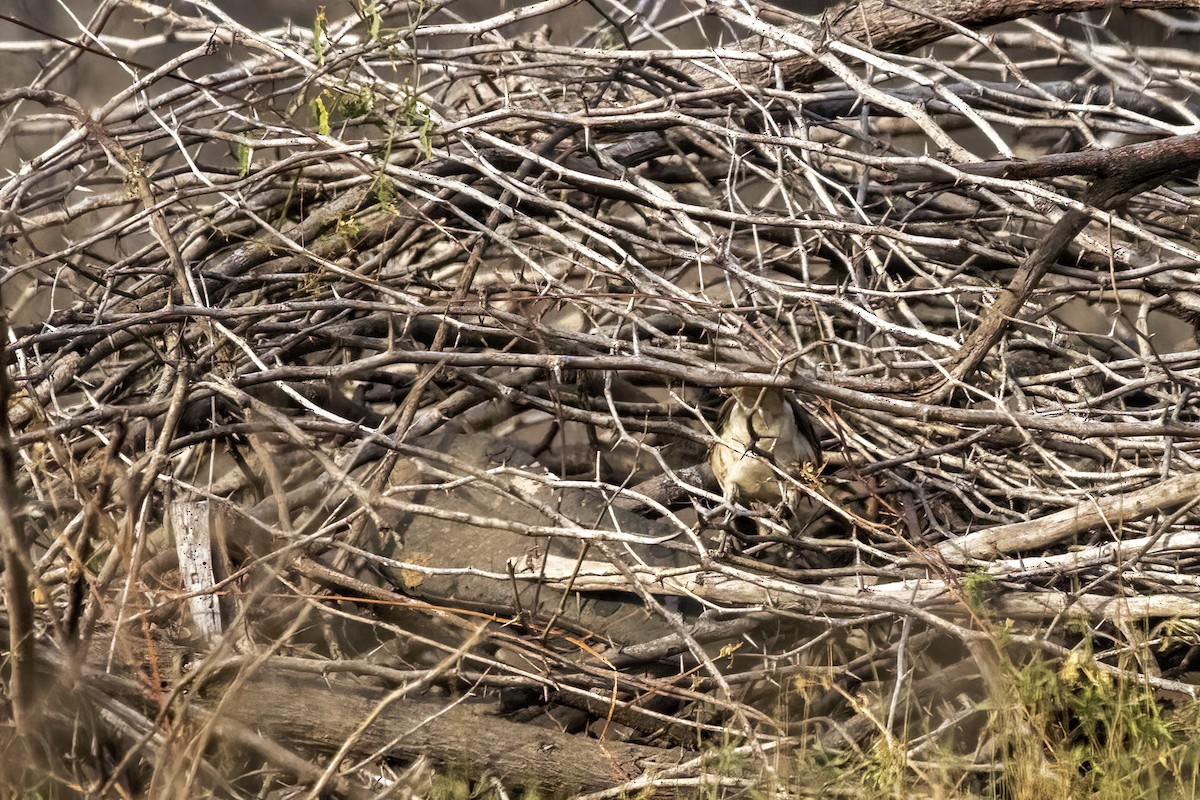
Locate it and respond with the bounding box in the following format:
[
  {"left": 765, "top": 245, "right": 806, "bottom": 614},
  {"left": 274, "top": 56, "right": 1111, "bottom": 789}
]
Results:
[{"left": 783, "top": 393, "right": 821, "bottom": 466}]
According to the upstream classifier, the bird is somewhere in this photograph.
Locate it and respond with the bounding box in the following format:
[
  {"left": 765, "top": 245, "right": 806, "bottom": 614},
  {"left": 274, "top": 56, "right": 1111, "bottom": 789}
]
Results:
[{"left": 709, "top": 386, "right": 821, "bottom": 507}]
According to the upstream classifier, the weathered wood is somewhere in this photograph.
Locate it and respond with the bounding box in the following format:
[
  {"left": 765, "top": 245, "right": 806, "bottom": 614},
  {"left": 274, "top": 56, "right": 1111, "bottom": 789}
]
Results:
[
  {"left": 168, "top": 499, "right": 222, "bottom": 642},
  {"left": 204, "top": 668, "right": 685, "bottom": 795}
]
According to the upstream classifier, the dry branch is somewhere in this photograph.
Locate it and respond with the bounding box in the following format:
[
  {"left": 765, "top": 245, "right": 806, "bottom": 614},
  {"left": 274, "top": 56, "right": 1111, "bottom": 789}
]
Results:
[
  {"left": 5, "top": 0, "right": 1200, "bottom": 795},
  {"left": 208, "top": 667, "right": 686, "bottom": 796}
]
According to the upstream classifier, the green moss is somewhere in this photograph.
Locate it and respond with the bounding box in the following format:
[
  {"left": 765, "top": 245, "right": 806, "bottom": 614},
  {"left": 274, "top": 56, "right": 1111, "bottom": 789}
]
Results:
[{"left": 961, "top": 570, "right": 995, "bottom": 614}]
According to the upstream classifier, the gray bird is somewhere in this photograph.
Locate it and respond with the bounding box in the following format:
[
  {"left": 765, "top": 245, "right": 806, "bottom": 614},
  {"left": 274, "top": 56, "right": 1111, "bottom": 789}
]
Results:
[{"left": 710, "top": 386, "right": 821, "bottom": 507}]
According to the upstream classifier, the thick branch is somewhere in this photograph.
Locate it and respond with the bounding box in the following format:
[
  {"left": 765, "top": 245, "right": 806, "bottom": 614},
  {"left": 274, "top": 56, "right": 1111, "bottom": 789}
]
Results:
[
  {"left": 743, "top": 0, "right": 1200, "bottom": 88},
  {"left": 206, "top": 669, "right": 684, "bottom": 795}
]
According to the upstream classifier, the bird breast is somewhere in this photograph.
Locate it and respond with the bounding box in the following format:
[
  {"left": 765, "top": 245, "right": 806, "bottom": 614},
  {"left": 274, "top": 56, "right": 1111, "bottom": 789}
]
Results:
[{"left": 710, "top": 387, "right": 818, "bottom": 505}]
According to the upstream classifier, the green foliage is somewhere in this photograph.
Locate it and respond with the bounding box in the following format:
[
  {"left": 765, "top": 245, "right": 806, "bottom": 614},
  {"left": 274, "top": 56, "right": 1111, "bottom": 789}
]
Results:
[
  {"left": 429, "top": 773, "right": 472, "bottom": 800},
  {"left": 425, "top": 771, "right": 548, "bottom": 800},
  {"left": 984, "top": 639, "right": 1198, "bottom": 800},
  {"left": 312, "top": 6, "right": 327, "bottom": 66},
  {"left": 961, "top": 569, "right": 995, "bottom": 614},
  {"left": 399, "top": 83, "right": 435, "bottom": 159},
  {"left": 361, "top": 0, "right": 382, "bottom": 41},
  {"left": 312, "top": 95, "right": 331, "bottom": 136},
  {"left": 235, "top": 140, "right": 253, "bottom": 177},
  {"left": 595, "top": 28, "right": 621, "bottom": 51},
  {"left": 342, "top": 85, "right": 375, "bottom": 118},
  {"left": 710, "top": 741, "right": 747, "bottom": 777},
  {"left": 767, "top": 630, "right": 1200, "bottom": 800},
  {"left": 335, "top": 215, "right": 362, "bottom": 240},
  {"left": 374, "top": 175, "right": 396, "bottom": 210},
  {"left": 861, "top": 738, "right": 907, "bottom": 797}
]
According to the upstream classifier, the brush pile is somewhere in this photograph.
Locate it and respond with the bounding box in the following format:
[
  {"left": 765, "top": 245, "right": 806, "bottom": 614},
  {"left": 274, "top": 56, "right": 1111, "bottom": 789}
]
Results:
[{"left": 5, "top": 0, "right": 1200, "bottom": 795}]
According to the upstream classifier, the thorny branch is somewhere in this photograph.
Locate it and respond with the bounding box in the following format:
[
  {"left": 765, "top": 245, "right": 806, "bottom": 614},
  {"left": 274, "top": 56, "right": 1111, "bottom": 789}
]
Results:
[{"left": 4, "top": 0, "right": 1200, "bottom": 795}]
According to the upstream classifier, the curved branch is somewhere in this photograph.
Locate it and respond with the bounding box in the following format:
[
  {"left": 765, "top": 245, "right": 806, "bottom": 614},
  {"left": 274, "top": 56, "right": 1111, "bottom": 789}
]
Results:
[{"left": 738, "top": 0, "right": 1200, "bottom": 88}]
